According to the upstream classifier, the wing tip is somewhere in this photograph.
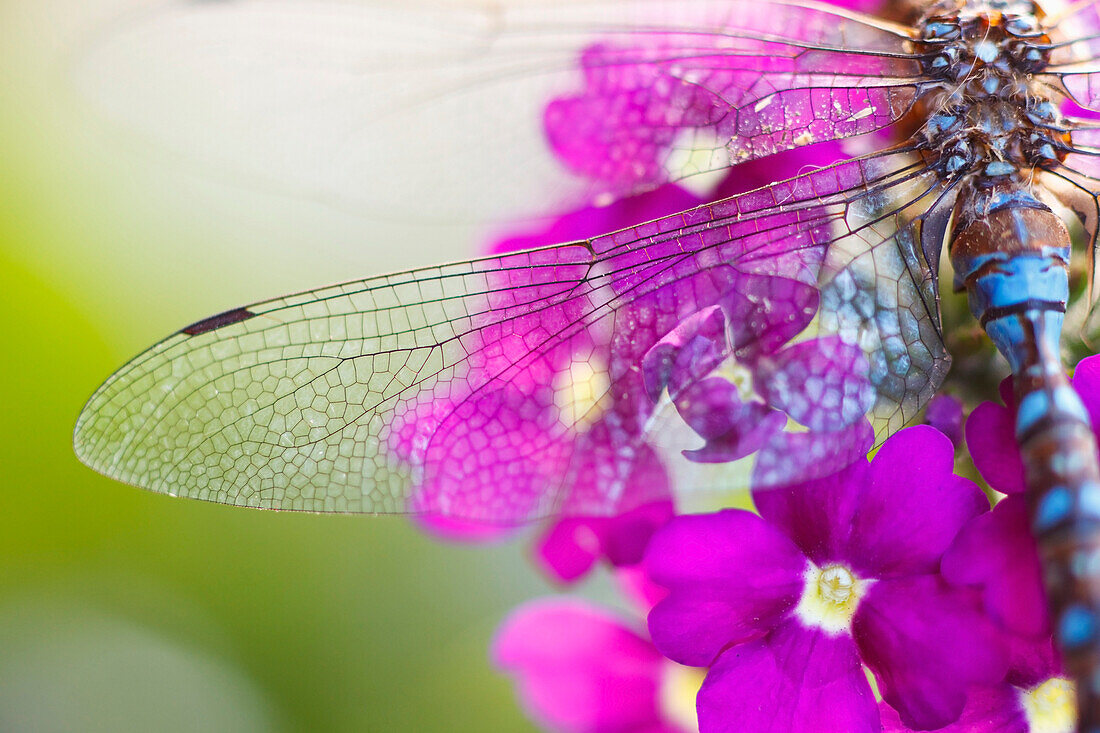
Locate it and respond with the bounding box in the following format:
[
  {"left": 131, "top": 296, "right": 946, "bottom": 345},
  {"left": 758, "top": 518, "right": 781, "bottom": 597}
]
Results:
[
  {"left": 72, "top": 375, "right": 136, "bottom": 487},
  {"left": 72, "top": 393, "right": 113, "bottom": 479}
]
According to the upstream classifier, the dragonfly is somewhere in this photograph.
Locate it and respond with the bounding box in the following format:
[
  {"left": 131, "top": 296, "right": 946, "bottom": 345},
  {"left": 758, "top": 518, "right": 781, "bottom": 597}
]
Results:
[{"left": 71, "top": 0, "right": 1100, "bottom": 726}]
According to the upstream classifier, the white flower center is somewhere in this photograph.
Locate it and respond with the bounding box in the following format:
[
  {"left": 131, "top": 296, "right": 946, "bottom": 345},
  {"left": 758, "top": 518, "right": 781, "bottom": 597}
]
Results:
[
  {"left": 1020, "top": 677, "right": 1075, "bottom": 733},
  {"left": 659, "top": 661, "right": 705, "bottom": 733},
  {"left": 794, "top": 562, "right": 869, "bottom": 635}
]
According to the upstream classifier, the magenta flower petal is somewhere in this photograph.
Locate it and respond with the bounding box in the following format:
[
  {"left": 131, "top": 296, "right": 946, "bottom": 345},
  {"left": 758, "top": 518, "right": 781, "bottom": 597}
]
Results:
[
  {"left": 720, "top": 274, "right": 819, "bottom": 362},
  {"left": 535, "top": 520, "right": 605, "bottom": 583},
  {"left": 879, "top": 684, "right": 1025, "bottom": 733},
  {"left": 966, "top": 401, "right": 1027, "bottom": 494},
  {"left": 641, "top": 305, "right": 727, "bottom": 402},
  {"left": 1074, "top": 354, "right": 1100, "bottom": 431},
  {"left": 752, "top": 459, "right": 867, "bottom": 566},
  {"left": 543, "top": 9, "right": 900, "bottom": 193},
  {"left": 756, "top": 336, "right": 876, "bottom": 432},
  {"left": 677, "top": 378, "right": 788, "bottom": 464},
  {"left": 962, "top": 355, "right": 1100, "bottom": 497},
  {"left": 752, "top": 419, "right": 877, "bottom": 489},
  {"left": 414, "top": 514, "right": 517, "bottom": 543},
  {"left": 543, "top": 41, "right": 713, "bottom": 191},
  {"left": 941, "top": 494, "right": 1048, "bottom": 638},
  {"left": 595, "top": 501, "right": 676, "bottom": 567},
  {"left": 646, "top": 511, "right": 807, "bottom": 666},
  {"left": 845, "top": 426, "right": 987, "bottom": 577},
  {"left": 881, "top": 637, "right": 1064, "bottom": 732},
  {"left": 831, "top": 0, "right": 887, "bottom": 11},
  {"left": 755, "top": 426, "right": 986, "bottom": 576},
  {"left": 854, "top": 575, "right": 1008, "bottom": 730},
  {"left": 494, "top": 600, "right": 667, "bottom": 733},
  {"left": 1006, "top": 634, "right": 1061, "bottom": 689},
  {"left": 400, "top": 384, "right": 571, "bottom": 520},
  {"left": 488, "top": 183, "right": 703, "bottom": 255},
  {"left": 615, "top": 566, "right": 669, "bottom": 613},
  {"left": 536, "top": 501, "right": 674, "bottom": 583},
  {"left": 559, "top": 433, "right": 672, "bottom": 518},
  {"left": 925, "top": 394, "right": 964, "bottom": 447},
  {"left": 698, "top": 618, "right": 878, "bottom": 733}
]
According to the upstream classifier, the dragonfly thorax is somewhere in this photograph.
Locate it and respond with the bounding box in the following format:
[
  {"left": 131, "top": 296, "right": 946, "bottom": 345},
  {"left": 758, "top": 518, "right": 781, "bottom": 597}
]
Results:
[{"left": 914, "top": 5, "right": 1068, "bottom": 182}]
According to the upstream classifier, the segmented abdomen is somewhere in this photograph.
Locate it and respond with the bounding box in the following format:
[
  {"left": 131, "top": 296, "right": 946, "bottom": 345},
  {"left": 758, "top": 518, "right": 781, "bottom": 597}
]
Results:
[{"left": 952, "top": 184, "right": 1100, "bottom": 726}]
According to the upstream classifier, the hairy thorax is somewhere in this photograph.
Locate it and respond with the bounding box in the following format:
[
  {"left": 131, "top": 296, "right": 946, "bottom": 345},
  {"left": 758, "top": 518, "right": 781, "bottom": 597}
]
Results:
[{"left": 909, "top": 0, "right": 1069, "bottom": 184}]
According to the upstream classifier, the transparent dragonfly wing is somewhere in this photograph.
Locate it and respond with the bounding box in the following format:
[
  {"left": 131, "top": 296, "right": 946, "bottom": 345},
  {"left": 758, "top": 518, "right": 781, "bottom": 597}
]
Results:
[
  {"left": 1045, "top": 0, "right": 1100, "bottom": 111},
  {"left": 75, "top": 0, "right": 921, "bottom": 220},
  {"left": 73, "top": 149, "right": 950, "bottom": 522}
]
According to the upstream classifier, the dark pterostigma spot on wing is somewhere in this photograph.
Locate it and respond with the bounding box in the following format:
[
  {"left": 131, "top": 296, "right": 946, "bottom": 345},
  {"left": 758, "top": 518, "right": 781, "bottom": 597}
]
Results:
[{"left": 180, "top": 307, "right": 257, "bottom": 336}]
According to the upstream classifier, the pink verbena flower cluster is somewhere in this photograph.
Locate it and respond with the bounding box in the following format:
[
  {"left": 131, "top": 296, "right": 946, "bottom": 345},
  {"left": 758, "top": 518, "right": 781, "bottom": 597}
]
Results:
[
  {"left": 482, "top": 112, "right": 1092, "bottom": 733},
  {"left": 494, "top": 370, "right": 1100, "bottom": 733},
  {"left": 472, "top": 197, "right": 1096, "bottom": 731},
  {"left": 398, "top": 0, "right": 1099, "bottom": 728}
]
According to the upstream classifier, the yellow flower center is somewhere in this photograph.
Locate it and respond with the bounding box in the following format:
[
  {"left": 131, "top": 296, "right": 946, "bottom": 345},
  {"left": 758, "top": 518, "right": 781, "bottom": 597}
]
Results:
[
  {"left": 819, "top": 565, "right": 855, "bottom": 604},
  {"left": 715, "top": 360, "right": 756, "bottom": 404},
  {"left": 1020, "top": 677, "right": 1075, "bottom": 733},
  {"left": 660, "top": 662, "right": 705, "bottom": 732},
  {"left": 553, "top": 355, "right": 609, "bottom": 431},
  {"left": 794, "top": 563, "right": 869, "bottom": 635}
]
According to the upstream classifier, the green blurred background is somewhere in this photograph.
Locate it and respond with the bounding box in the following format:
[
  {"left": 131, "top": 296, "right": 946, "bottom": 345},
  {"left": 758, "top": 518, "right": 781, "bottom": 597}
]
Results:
[{"left": 0, "top": 2, "right": 588, "bottom": 730}]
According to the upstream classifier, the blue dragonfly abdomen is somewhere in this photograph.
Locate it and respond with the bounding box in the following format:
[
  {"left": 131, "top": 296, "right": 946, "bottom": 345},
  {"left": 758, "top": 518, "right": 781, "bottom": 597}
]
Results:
[
  {"left": 915, "top": 4, "right": 1100, "bottom": 723},
  {"left": 952, "top": 179, "right": 1100, "bottom": 723}
]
